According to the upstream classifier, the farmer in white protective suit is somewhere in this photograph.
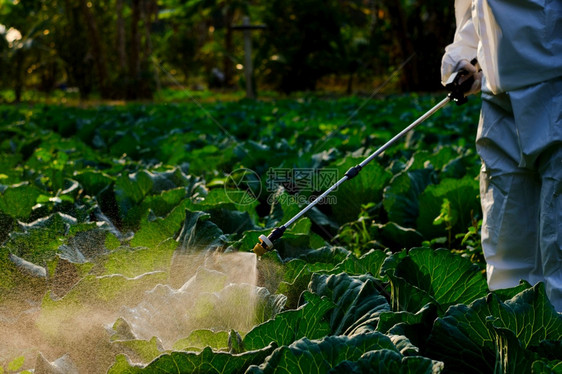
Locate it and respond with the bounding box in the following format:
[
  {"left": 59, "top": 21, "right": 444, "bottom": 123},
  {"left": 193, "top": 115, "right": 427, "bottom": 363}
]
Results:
[{"left": 441, "top": 0, "right": 562, "bottom": 312}]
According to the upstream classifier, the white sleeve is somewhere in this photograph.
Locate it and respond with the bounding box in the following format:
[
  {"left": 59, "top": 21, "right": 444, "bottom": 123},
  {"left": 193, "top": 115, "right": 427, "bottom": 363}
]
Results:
[{"left": 441, "top": 0, "right": 479, "bottom": 85}]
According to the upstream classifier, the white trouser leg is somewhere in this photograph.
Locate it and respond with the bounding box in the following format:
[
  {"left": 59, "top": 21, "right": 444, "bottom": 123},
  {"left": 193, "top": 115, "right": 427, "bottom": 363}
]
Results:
[
  {"left": 480, "top": 168, "right": 542, "bottom": 290},
  {"left": 478, "top": 78, "right": 562, "bottom": 312},
  {"left": 477, "top": 95, "right": 542, "bottom": 291}
]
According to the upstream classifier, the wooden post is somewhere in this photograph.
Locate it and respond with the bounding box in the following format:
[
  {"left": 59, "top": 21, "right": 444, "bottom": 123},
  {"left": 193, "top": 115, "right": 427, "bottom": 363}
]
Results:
[
  {"left": 242, "top": 16, "right": 254, "bottom": 99},
  {"left": 231, "top": 16, "right": 266, "bottom": 99}
]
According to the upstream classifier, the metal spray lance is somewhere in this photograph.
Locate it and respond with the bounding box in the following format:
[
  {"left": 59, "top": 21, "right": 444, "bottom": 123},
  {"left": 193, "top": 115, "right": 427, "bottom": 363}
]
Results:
[{"left": 253, "top": 60, "right": 478, "bottom": 256}]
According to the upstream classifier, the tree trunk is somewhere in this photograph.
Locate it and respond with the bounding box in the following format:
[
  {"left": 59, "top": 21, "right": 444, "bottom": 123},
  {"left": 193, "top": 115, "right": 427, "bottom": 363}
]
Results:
[
  {"left": 223, "top": 6, "right": 234, "bottom": 87},
  {"left": 40, "top": 58, "right": 58, "bottom": 93},
  {"left": 60, "top": 0, "right": 92, "bottom": 100},
  {"left": 116, "top": 0, "right": 127, "bottom": 72},
  {"left": 13, "top": 51, "right": 24, "bottom": 103},
  {"left": 369, "top": 0, "right": 378, "bottom": 32},
  {"left": 80, "top": 0, "right": 110, "bottom": 98},
  {"left": 142, "top": 0, "right": 160, "bottom": 92},
  {"left": 129, "top": 0, "right": 142, "bottom": 99},
  {"left": 383, "top": 0, "right": 418, "bottom": 91},
  {"left": 410, "top": 1, "right": 455, "bottom": 91},
  {"left": 346, "top": 71, "right": 354, "bottom": 95}
]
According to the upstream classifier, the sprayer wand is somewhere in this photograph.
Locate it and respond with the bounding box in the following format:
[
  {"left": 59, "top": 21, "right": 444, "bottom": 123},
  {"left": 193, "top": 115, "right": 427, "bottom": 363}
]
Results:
[{"left": 253, "top": 63, "right": 477, "bottom": 256}]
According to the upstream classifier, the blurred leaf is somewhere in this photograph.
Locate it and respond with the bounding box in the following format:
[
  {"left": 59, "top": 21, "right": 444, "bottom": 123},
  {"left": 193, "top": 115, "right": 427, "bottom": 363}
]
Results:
[
  {"left": 73, "top": 170, "right": 114, "bottom": 196},
  {"left": 416, "top": 176, "right": 479, "bottom": 239},
  {"left": 112, "top": 337, "right": 164, "bottom": 365},
  {"left": 329, "top": 157, "right": 392, "bottom": 224},
  {"left": 383, "top": 169, "right": 433, "bottom": 228},
  {"left": 0, "top": 183, "right": 42, "bottom": 220},
  {"left": 175, "top": 210, "right": 225, "bottom": 252},
  {"left": 173, "top": 330, "right": 230, "bottom": 351},
  {"left": 108, "top": 344, "right": 277, "bottom": 374}
]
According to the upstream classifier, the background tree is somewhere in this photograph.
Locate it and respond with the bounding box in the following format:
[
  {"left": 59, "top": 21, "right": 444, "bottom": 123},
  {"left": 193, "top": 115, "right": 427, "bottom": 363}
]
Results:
[
  {"left": 50, "top": 0, "right": 94, "bottom": 100},
  {"left": 0, "top": 0, "right": 456, "bottom": 99},
  {"left": 179, "top": 0, "right": 251, "bottom": 88},
  {"left": 333, "top": 0, "right": 375, "bottom": 94},
  {"left": 378, "top": 0, "right": 454, "bottom": 91},
  {"left": 0, "top": 0, "right": 55, "bottom": 102},
  {"left": 155, "top": 0, "right": 214, "bottom": 86},
  {"left": 80, "top": 0, "right": 110, "bottom": 98},
  {"left": 256, "top": 0, "right": 343, "bottom": 93}
]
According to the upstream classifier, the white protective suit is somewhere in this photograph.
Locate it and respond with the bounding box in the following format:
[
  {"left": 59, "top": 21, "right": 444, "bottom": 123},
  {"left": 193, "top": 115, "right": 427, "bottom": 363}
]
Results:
[{"left": 441, "top": 0, "right": 562, "bottom": 312}]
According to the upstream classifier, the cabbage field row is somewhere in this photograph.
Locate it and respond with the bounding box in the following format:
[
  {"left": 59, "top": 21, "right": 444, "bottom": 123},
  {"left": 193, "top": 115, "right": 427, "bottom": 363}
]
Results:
[{"left": 0, "top": 95, "right": 560, "bottom": 373}]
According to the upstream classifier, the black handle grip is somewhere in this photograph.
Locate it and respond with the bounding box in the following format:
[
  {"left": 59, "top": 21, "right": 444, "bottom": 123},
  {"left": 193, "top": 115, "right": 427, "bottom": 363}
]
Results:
[
  {"left": 268, "top": 226, "right": 286, "bottom": 242},
  {"left": 445, "top": 58, "right": 478, "bottom": 105}
]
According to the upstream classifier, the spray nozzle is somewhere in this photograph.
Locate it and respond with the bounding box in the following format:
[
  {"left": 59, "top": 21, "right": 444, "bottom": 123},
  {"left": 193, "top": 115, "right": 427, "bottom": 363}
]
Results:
[
  {"left": 252, "top": 226, "right": 286, "bottom": 256},
  {"left": 252, "top": 235, "right": 272, "bottom": 256}
]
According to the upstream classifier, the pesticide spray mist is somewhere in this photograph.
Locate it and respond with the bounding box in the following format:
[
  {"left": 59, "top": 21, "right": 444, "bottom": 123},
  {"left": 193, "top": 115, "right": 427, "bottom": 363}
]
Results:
[
  {"left": 0, "top": 250, "right": 265, "bottom": 373},
  {"left": 123, "top": 251, "right": 259, "bottom": 348}
]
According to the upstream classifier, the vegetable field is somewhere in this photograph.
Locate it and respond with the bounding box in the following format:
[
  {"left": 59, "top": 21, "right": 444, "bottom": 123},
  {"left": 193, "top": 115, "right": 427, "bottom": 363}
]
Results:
[{"left": 0, "top": 95, "right": 560, "bottom": 373}]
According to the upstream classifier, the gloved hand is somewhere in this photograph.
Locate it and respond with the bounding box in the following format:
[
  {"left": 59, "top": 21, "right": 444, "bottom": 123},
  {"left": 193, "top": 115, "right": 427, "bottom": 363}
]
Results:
[{"left": 454, "top": 59, "right": 482, "bottom": 96}]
